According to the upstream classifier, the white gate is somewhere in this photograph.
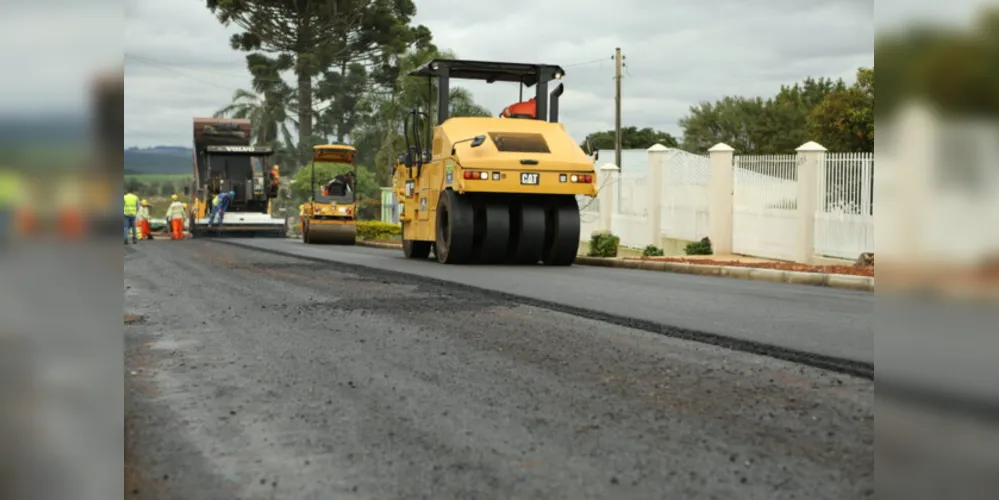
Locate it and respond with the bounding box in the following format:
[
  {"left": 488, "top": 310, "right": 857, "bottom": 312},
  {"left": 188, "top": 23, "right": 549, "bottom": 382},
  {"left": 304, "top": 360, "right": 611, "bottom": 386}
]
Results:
[
  {"left": 732, "top": 154, "right": 799, "bottom": 260},
  {"left": 661, "top": 149, "right": 710, "bottom": 242},
  {"left": 612, "top": 172, "right": 651, "bottom": 248},
  {"left": 814, "top": 152, "right": 874, "bottom": 259}
]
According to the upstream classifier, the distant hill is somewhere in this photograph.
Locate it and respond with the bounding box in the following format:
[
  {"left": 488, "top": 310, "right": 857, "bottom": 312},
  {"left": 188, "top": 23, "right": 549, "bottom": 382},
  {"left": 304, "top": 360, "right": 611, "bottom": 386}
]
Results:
[
  {"left": 124, "top": 146, "right": 192, "bottom": 175},
  {"left": 0, "top": 114, "right": 89, "bottom": 146}
]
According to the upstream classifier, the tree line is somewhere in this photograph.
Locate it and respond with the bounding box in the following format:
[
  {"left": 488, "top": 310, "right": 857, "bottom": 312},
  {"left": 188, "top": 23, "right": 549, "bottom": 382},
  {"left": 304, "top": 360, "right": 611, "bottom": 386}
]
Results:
[
  {"left": 205, "top": 0, "right": 875, "bottom": 193},
  {"left": 124, "top": 177, "right": 193, "bottom": 198},
  {"left": 580, "top": 66, "right": 872, "bottom": 155}
]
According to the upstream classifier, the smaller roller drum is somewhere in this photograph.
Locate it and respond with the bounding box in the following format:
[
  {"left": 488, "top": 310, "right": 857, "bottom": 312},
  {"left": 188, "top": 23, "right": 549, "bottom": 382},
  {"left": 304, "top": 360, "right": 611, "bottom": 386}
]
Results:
[{"left": 305, "top": 222, "right": 357, "bottom": 245}]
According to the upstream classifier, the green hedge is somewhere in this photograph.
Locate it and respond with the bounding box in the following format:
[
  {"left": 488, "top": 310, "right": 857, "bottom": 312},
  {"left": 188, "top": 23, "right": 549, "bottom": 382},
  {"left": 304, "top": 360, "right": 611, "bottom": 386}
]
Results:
[
  {"left": 356, "top": 220, "right": 401, "bottom": 241},
  {"left": 587, "top": 230, "right": 620, "bottom": 258},
  {"left": 642, "top": 244, "right": 664, "bottom": 257},
  {"left": 684, "top": 237, "right": 713, "bottom": 255}
]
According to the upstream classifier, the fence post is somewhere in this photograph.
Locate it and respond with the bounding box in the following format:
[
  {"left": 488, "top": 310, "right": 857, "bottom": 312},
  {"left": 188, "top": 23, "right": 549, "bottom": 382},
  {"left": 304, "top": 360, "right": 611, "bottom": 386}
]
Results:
[
  {"left": 647, "top": 144, "right": 668, "bottom": 248},
  {"left": 795, "top": 141, "right": 826, "bottom": 264},
  {"left": 598, "top": 163, "right": 620, "bottom": 233},
  {"left": 708, "top": 143, "right": 735, "bottom": 255}
]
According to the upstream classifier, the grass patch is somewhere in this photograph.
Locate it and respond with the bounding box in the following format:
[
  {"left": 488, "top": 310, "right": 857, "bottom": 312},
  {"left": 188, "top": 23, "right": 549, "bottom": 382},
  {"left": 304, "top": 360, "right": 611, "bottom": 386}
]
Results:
[
  {"left": 577, "top": 241, "right": 644, "bottom": 258},
  {"left": 125, "top": 174, "right": 192, "bottom": 183}
]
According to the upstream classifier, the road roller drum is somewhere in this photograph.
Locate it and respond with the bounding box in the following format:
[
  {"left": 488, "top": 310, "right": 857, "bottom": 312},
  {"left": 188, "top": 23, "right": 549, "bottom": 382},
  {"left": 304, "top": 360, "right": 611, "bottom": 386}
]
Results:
[{"left": 305, "top": 221, "right": 356, "bottom": 245}]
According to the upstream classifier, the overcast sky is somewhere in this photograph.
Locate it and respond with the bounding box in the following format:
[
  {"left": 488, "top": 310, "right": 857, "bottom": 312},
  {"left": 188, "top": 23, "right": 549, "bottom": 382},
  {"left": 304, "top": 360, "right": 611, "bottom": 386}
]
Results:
[{"left": 118, "top": 0, "right": 978, "bottom": 148}]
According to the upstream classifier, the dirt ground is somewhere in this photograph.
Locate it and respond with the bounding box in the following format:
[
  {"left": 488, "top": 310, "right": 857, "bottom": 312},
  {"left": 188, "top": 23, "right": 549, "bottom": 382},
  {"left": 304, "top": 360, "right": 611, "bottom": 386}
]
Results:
[{"left": 628, "top": 256, "right": 874, "bottom": 277}]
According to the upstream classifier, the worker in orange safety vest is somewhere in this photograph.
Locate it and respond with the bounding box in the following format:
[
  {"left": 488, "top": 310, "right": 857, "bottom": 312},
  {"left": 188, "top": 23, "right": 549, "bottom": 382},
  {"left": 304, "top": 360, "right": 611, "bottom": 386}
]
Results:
[
  {"left": 137, "top": 199, "right": 153, "bottom": 239},
  {"left": 268, "top": 165, "right": 280, "bottom": 197},
  {"left": 164, "top": 194, "right": 185, "bottom": 239}
]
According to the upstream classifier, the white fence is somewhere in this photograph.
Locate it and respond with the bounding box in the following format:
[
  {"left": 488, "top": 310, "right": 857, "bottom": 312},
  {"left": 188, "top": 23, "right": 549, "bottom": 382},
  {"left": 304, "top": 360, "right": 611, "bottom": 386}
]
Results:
[
  {"left": 588, "top": 143, "right": 875, "bottom": 262},
  {"left": 815, "top": 153, "right": 874, "bottom": 259},
  {"left": 611, "top": 172, "right": 651, "bottom": 248},
  {"left": 732, "top": 154, "right": 799, "bottom": 261},
  {"left": 378, "top": 142, "right": 874, "bottom": 263},
  {"left": 661, "top": 150, "right": 711, "bottom": 243}
]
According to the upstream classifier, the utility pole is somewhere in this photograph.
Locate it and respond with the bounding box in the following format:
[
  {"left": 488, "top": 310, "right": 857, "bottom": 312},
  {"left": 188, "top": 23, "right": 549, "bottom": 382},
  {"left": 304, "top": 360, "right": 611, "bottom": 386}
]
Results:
[{"left": 613, "top": 47, "right": 623, "bottom": 171}]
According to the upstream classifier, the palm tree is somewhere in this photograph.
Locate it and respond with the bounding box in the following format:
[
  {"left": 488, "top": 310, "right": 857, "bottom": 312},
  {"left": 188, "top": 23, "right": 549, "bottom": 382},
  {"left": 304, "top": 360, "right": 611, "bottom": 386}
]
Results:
[
  {"left": 215, "top": 53, "right": 298, "bottom": 146},
  {"left": 213, "top": 88, "right": 293, "bottom": 145}
]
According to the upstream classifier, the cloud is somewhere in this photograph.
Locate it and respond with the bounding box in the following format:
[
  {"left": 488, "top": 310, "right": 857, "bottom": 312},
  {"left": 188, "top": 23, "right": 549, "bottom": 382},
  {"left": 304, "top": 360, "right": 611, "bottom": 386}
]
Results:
[
  {"left": 0, "top": 0, "right": 122, "bottom": 116},
  {"left": 121, "top": 0, "right": 886, "bottom": 147}
]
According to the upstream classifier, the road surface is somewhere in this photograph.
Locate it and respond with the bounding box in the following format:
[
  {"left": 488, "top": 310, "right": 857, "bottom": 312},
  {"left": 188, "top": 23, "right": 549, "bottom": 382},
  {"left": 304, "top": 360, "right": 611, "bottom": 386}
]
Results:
[
  {"left": 223, "top": 238, "right": 873, "bottom": 371},
  {"left": 125, "top": 241, "right": 873, "bottom": 499}
]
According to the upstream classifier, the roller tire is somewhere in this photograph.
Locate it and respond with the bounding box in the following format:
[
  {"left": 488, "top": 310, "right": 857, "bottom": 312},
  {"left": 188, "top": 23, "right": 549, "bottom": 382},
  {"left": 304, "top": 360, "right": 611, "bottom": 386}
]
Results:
[
  {"left": 506, "top": 202, "right": 546, "bottom": 265},
  {"left": 435, "top": 190, "right": 475, "bottom": 264},
  {"left": 542, "top": 196, "right": 581, "bottom": 266},
  {"left": 402, "top": 224, "right": 432, "bottom": 259},
  {"left": 472, "top": 199, "right": 510, "bottom": 264},
  {"left": 303, "top": 219, "right": 312, "bottom": 244}
]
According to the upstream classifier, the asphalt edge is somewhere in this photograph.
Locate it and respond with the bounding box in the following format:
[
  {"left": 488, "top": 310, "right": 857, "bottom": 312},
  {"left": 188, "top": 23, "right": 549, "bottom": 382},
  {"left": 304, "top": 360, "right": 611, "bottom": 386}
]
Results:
[
  {"left": 216, "top": 239, "right": 874, "bottom": 380},
  {"left": 354, "top": 241, "right": 874, "bottom": 292}
]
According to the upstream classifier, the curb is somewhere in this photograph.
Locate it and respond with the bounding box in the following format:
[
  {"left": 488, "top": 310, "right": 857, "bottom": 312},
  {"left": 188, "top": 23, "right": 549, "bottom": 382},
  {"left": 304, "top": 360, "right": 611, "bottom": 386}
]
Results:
[
  {"left": 360, "top": 241, "right": 402, "bottom": 250},
  {"left": 575, "top": 256, "right": 874, "bottom": 292},
  {"left": 355, "top": 241, "right": 874, "bottom": 292}
]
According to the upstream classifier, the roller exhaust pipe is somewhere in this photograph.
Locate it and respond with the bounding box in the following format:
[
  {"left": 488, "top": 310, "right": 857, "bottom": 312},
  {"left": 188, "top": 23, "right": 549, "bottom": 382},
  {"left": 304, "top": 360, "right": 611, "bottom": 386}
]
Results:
[{"left": 549, "top": 83, "right": 564, "bottom": 123}]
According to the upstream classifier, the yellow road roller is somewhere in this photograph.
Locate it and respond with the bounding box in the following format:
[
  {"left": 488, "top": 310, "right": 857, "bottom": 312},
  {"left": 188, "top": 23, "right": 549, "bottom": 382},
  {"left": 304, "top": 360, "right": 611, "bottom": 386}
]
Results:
[
  {"left": 301, "top": 144, "right": 358, "bottom": 245},
  {"left": 392, "top": 58, "right": 597, "bottom": 265}
]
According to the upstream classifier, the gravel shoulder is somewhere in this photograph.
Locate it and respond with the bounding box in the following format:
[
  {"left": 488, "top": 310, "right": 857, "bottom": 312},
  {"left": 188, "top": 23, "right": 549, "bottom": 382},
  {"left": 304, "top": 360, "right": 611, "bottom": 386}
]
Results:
[{"left": 125, "top": 240, "right": 873, "bottom": 499}]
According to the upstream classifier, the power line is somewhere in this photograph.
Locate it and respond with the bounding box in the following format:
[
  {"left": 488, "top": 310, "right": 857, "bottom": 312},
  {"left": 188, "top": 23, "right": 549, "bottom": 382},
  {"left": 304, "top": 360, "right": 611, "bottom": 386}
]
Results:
[
  {"left": 564, "top": 57, "right": 607, "bottom": 68},
  {"left": 125, "top": 53, "right": 293, "bottom": 90},
  {"left": 125, "top": 54, "right": 247, "bottom": 91},
  {"left": 128, "top": 54, "right": 250, "bottom": 77}
]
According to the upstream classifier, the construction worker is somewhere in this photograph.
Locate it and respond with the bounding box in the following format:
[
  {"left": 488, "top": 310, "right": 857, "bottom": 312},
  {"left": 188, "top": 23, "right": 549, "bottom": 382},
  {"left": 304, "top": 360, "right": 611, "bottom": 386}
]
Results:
[
  {"left": 298, "top": 203, "right": 306, "bottom": 235},
  {"left": 209, "top": 190, "right": 234, "bottom": 227},
  {"left": 137, "top": 199, "right": 152, "bottom": 240},
  {"left": 323, "top": 172, "right": 355, "bottom": 197},
  {"left": 165, "top": 194, "right": 185, "bottom": 240},
  {"left": 500, "top": 97, "right": 537, "bottom": 119},
  {"left": 209, "top": 192, "right": 221, "bottom": 223},
  {"left": 182, "top": 203, "right": 190, "bottom": 232},
  {"left": 0, "top": 169, "right": 20, "bottom": 246},
  {"left": 123, "top": 189, "right": 140, "bottom": 244},
  {"left": 268, "top": 165, "right": 280, "bottom": 197}
]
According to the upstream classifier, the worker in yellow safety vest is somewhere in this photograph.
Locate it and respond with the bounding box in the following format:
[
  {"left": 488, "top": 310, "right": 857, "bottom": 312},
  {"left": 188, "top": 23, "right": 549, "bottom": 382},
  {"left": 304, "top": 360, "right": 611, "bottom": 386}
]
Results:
[
  {"left": 123, "top": 190, "right": 140, "bottom": 244},
  {"left": 0, "top": 169, "right": 21, "bottom": 245},
  {"left": 165, "top": 194, "right": 186, "bottom": 240}
]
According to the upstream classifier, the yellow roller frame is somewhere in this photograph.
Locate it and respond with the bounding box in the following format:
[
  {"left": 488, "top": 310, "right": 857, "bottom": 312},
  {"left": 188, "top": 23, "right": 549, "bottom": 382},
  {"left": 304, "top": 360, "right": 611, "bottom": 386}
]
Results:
[{"left": 302, "top": 144, "right": 358, "bottom": 245}]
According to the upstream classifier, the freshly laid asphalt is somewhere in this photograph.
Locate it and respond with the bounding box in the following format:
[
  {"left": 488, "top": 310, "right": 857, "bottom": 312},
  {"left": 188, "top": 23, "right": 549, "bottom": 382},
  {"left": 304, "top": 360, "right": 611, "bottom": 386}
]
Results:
[
  {"left": 124, "top": 240, "right": 873, "bottom": 499},
  {"left": 219, "top": 238, "right": 999, "bottom": 418},
  {"left": 221, "top": 238, "right": 874, "bottom": 369}
]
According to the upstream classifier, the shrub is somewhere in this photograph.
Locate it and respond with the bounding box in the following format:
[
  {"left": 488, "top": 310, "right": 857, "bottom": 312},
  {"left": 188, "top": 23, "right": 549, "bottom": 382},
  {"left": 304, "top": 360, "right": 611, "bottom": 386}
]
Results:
[
  {"left": 684, "top": 237, "right": 713, "bottom": 255},
  {"left": 356, "top": 220, "right": 401, "bottom": 241},
  {"left": 587, "top": 230, "right": 620, "bottom": 258},
  {"left": 642, "top": 244, "right": 664, "bottom": 257}
]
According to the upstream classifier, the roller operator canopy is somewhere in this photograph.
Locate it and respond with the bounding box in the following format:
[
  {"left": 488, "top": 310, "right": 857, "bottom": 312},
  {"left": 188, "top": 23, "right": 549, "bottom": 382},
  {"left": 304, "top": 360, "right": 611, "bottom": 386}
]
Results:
[
  {"left": 408, "top": 59, "right": 565, "bottom": 86},
  {"left": 408, "top": 59, "right": 567, "bottom": 125}
]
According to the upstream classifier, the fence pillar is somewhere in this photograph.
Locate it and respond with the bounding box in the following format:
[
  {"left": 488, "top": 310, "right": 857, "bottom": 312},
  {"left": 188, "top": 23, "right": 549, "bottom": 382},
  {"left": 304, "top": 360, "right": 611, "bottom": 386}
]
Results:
[
  {"left": 795, "top": 141, "right": 826, "bottom": 264},
  {"left": 647, "top": 144, "right": 668, "bottom": 248},
  {"left": 598, "top": 163, "right": 620, "bottom": 233},
  {"left": 707, "top": 143, "right": 735, "bottom": 255}
]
